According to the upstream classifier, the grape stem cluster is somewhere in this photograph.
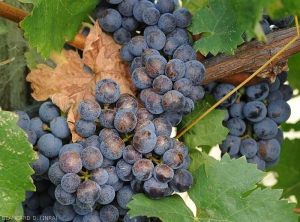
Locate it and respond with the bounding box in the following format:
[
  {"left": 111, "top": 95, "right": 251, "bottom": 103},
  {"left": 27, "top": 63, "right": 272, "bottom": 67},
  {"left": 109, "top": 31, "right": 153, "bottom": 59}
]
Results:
[{"left": 175, "top": 16, "right": 299, "bottom": 139}]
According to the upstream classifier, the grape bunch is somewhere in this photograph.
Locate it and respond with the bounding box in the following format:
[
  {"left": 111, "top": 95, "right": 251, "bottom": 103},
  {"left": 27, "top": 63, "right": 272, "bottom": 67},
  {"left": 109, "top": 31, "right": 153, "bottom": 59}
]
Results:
[
  {"left": 95, "top": 0, "right": 206, "bottom": 126},
  {"left": 17, "top": 77, "right": 193, "bottom": 222},
  {"left": 205, "top": 71, "right": 292, "bottom": 171}
]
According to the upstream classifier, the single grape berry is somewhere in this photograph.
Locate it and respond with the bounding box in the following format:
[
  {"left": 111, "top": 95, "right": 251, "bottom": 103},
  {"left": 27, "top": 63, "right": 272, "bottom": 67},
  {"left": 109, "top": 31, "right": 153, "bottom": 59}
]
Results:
[
  {"left": 78, "top": 99, "right": 101, "bottom": 121},
  {"left": 59, "top": 151, "right": 82, "bottom": 174},
  {"left": 95, "top": 78, "right": 121, "bottom": 104}
]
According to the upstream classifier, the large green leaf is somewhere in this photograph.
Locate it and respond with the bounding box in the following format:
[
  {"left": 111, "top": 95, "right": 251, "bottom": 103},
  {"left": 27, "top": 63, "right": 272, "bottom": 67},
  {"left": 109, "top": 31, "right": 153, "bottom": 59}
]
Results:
[
  {"left": 188, "top": 0, "right": 244, "bottom": 56},
  {"left": 287, "top": 53, "right": 300, "bottom": 92},
  {"left": 0, "top": 110, "right": 36, "bottom": 216},
  {"left": 188, "top": 149, "right": 216, "bottom": 174},
  {"left": 281, "top": 121, "right": 300, "bottom": 132},
  {"left": 229, "top": 0, "right": 274, "bottom": 41},
  {"left": 128, "top": 194, "right": 194, "bottom": 222},
  {"left": 267, "top": 0, "right": 300, "bottom": 18},
  {"left": 190, "top": 155, "right": 298, "bottom": 221},
  {"left": 127, "top": 155, "right": 298, "bottom": 221},
  {"left": 181, "top": 0, "right": 207, "bottom": 13},
  {"left": 267, "top": 138, "right": 300, "bottom": 207},
  {"left": 20, "top": 0, "right": 98, "bottom": 58},
  {"left": 177, "top": 100, "right": 229, "bottom": 148}
]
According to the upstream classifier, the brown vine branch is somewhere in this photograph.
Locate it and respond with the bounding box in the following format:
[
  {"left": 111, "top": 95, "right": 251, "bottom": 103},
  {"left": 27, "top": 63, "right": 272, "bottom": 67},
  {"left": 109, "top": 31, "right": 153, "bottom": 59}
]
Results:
[
  {"left": 1, "top": 2, "right": 300, "bottom": 85},
  {"left": 202, "top": 27, "right": 300, "bottom": 85},
  {"left": 0, "top": 2, "right": 86, "bottom": 50},
  {"left": 293, "top": 208, "right": 300, "bottom": 214}
]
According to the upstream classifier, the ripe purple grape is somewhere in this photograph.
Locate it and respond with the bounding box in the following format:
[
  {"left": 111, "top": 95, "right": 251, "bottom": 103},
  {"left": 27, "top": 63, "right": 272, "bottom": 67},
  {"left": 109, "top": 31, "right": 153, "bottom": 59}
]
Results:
[
  {"left": 95, "top": 78, "right": 121, "bottom": 104},
  {"left": 163, "top": 149, "right": 184, "bottom": 169},
  {"left": 55, "top": 184, "right": 76, "bottom": 205},
  {"left": 145, "top": 92, "right": 164, "bottom": 114},
  {"left": 162, "top": 90, "right": 185, "bottom": 113},
  {"left": 91, "top": 168, "right": 109, "bottom": 185},
  {"left": 99, "top": 8, "right": 122, "bottom": 32},
  {"left": 114, "top": 109, "right": 137, "bottom": 133},
  {"left": 145, "top": 55, "right": 167, "bottom": 78},
  {"left": 153, "top": 164, "right": 174, "bottom": 183},
  {"left": 75, "top": 119, "right": 96, "bottom": 138},
  {"left": 97, "top": 184, "right": 115, "bottom": 205},
  {"left": 38, "top": 133, "right": 62, "bottom": 158},
  {"left": 122, "top": 145, "right": 142, "bottom": 164},
  {"left": 143, "top": 177, "right": 168, "bottom": 199},
  {"left": 131, "top": 67, "right": 154, "bottom": 90},
  {"left": 165, "top": 59, "right": 185, "bottom": 81},
  {"left": 77, "top": 180, "right": 101, "bottom": 205},
  {"left": 50, "top": 116, "right": 70, "bottom": 139},
  {"left": 100, "top": 135, "right": 125, "bottom": 160},
  {"left": 173, "top": 8, "right": 192, "bottom": 28},
  {"left": 132, "top": 158, "right": 154, "bottom": 181},
  {"left": 78, "top": 99, "right": 101, "bottom": 121},
  {"left": 81, "top": 146, "right": 103, "bottom": 170},
  {"left": 132, "top": 129, "right": 157, "bottom": 154},
  {"left": 267, "top": 99, "right": 291, "bottom": 124},
  {"left": 152, "top": 75, "right": 173, "bottom": 95},
  {"left": 59, "top": 151, "right": 82, "bottom": 174},
  {"left": 257, "top": 139, "right": 281, "bottom": 162},
  {"left": 61, "top": 173, "right": 81, "bottom": 193},
  {"left": 169, "top": 169, "right": 193, "bottom": 192}
]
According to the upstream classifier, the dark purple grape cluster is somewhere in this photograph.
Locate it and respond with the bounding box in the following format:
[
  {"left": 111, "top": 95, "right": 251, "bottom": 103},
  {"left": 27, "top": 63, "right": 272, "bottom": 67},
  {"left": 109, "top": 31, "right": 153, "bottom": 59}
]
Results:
[
  {"left": 19, "top": 78, "right": 193, "bottom": 221},
  {"left": 95, "top": 0, "right": 206, "bottom": 126},
  {"left": 205, "top": 71, "right": 292, "bottom": 171}
]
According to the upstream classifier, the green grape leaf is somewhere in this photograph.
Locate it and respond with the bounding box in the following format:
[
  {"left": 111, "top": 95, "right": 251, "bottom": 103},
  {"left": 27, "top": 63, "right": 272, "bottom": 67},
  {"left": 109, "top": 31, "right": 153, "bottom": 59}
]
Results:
[
  {"left": 188, "top": 0, "right": 244, "bottom": 56},
  {"left": 20, "top": 0, "right": 98, "bottom": 59},
  {"left": 127, "top": 155, "right": 298, "bottom": 221},
  {"left": 281, "top": 121, "right": 300, "bottom": 132},
  {"left": 287, "top": 52, "right": 300, "bottom": 92},
  {"left": 267, "top": 138, "right": 300, "bottom": 207},
  {"left": 229, "top": 0, "right": 274, "bottom": 41},
  {"left": 0, "top": 110, "right": 36, "bottom": 216},
  {"left": 188, "top": 149, "right": 216, "bottom": 174},
  {"left": 0, "top": 203, "right": 24, "bottom": 222},
  {"left": 177, "top": 100, "right": 229, "bottom": 148},
  {"left": 189, "top": 155, "right": 298, "bottom": 221},
  {"left": 267, "top": 0, "right": 300, "bottom": 18},
  {"left": 127, "top": 194, "right": 194, "bottom": 222},
  {"left": 25, "top": 47, "right": 56, "bottom": 70},
  {"left": 0, "top": 21, "right": 8, "bottom": 35},
  {"left": 181, "top": 0, "right": 207, "bottom": 13}
]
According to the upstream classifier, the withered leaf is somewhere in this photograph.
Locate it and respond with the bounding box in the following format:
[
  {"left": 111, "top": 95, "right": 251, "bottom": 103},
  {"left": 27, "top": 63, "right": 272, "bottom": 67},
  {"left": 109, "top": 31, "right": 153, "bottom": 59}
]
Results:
[{"left": 26, "top": 22, "right": 136, "bottom": 142}]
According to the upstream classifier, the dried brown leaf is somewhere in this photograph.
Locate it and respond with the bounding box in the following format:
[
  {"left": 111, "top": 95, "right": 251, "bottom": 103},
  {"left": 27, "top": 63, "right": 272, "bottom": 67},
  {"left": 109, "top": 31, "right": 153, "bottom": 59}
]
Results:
[{"left": 26, "top": 22, "right": 136, "bottom": 142}]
